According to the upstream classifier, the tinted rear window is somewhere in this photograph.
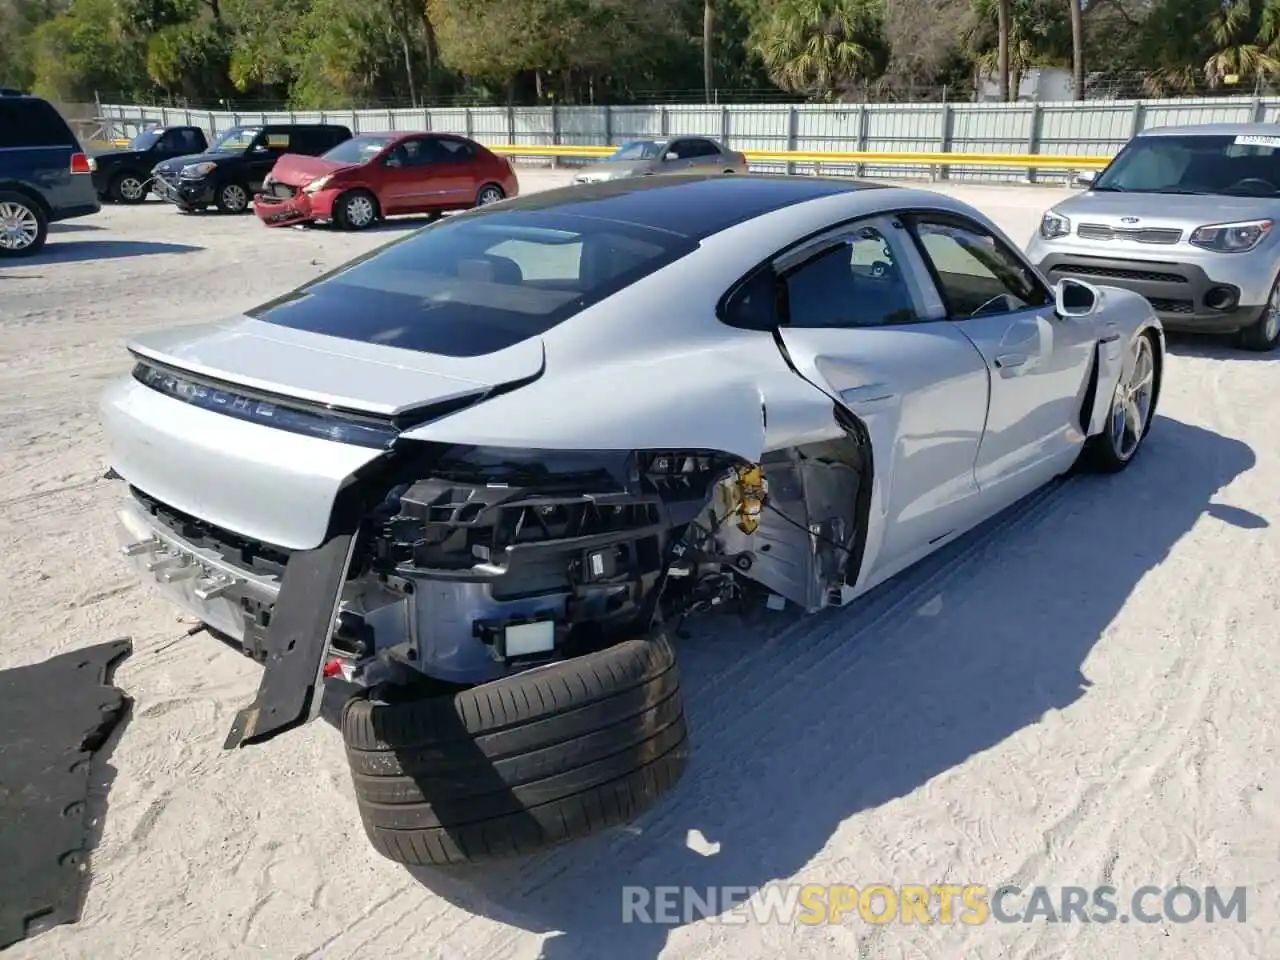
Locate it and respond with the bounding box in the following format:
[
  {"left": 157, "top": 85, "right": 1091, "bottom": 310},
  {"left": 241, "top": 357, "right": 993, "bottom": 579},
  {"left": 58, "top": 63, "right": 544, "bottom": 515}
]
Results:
[
  {"left": 0, "top": 99, "right": 76, "bottom": 148},
  {"left": 248, "top": 211, "right": 696, "bottom": 357}
]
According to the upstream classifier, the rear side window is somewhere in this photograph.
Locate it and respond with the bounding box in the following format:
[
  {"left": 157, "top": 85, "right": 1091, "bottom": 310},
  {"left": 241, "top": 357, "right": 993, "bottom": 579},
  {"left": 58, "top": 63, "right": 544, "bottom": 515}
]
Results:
[
  {"left": 437, "top": 138, "right": 476, "bottom": 160},
  {"left": 248, "top": 211, "right": 696, "bottom": 357},
  {"left": 0, "top": 99, "right": 76, "bottom": 148}
]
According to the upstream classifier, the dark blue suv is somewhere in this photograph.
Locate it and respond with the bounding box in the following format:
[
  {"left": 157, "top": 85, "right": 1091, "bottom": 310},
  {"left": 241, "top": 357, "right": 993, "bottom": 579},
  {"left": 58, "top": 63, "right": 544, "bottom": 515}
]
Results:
[{"left": 0, "top": 89, "right": 100, "bottom": 257}]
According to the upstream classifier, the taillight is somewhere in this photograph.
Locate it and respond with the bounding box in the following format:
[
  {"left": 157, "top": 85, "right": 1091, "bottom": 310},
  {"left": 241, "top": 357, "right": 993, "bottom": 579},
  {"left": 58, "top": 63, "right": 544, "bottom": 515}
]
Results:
[{"left": 70, "top": 152, "right": 91, "bottom": 174}]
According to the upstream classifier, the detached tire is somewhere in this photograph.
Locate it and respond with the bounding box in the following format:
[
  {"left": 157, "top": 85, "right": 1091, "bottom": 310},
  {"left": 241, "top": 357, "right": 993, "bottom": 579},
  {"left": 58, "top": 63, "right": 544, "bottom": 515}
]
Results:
[{"left": 342, "top": 631, "right": 688, "bottom": 866}]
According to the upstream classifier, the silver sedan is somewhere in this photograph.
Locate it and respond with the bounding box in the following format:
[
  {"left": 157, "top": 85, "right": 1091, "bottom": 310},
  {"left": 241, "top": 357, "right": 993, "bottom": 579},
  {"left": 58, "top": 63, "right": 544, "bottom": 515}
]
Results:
[{"left": 574, "top": 136, "right": 748, "bottom": 183}]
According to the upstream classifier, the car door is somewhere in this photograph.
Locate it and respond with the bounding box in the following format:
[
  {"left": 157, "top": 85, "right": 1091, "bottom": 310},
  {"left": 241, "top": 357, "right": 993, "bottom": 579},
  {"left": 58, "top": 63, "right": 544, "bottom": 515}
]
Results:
[
  {"left": 680, "top": 138, "right": 724, "bottom": 171},
  {"left": 767, "top": 216, "right": 993, "bottom": 582},
  {"left": 392, "top": 137, "right": 473, "bottom": 211},
  {"left": 902, "top": 212, "right": 1097, "bottom": 496},
  {"left": 657, "top": 138, "right": 699, "bottom": 173}
]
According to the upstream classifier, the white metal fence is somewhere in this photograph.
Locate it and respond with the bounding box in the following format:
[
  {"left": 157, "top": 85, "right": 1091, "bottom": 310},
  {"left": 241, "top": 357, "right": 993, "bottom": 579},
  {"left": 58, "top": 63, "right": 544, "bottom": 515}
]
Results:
[{"left": 99, "top": 97, "right": 1280, "bottom": 184}]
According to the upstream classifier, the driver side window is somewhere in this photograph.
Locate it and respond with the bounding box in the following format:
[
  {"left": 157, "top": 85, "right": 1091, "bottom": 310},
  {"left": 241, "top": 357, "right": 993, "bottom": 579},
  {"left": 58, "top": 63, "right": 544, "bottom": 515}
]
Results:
[
  {"left": 782, "top": 225, "right": 918, "bottom": 328},
  {"left": 906, "top": 215, "right": 1050, "bottom": 318}
]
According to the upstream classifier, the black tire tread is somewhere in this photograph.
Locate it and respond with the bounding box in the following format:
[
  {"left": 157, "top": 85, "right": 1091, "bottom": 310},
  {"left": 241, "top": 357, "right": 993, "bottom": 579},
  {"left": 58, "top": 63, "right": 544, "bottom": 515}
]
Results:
[
  {"left": 362, "top": 736, "right": 688, "bottom": 866},
  {"left": 342, "top": 632, "right": 688, "bottom": 866},
  {"left": 342, "top": 631, "right": 677, "bottom": 750}
]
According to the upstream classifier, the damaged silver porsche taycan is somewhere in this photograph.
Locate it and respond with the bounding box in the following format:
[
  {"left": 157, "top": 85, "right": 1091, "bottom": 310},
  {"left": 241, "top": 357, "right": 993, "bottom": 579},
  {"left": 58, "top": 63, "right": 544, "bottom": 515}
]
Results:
[{"left": 100, "top": 173, "right": 1164, "bottom": 865}]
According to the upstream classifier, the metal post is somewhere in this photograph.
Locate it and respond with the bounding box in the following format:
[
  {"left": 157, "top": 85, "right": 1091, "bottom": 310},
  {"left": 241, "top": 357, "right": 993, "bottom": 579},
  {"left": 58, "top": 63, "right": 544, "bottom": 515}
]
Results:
[
  {"left": 507, "top": 105, "right": 515, "bottom": 145},
  {"left": 785, "top": 106, "right": 798, "bottom": 176},
  {"left": 1253, "top": 97, "right": 1265, "bottom": 122},
  {"left": 464, "top": 107, "right": 473, "bottom": 139},
  {"left": 939, "top": 103, "right": 953, "bottom": 181},
  {"left": 1130, "top": 102, "right": 1144, "bottom": 138},
  {"left": 604, "top": 105, "right": 612, "bottom": 146},
  {"left": 855, "top": 104, "right": 868, "bottom": 177},
  {"left": 1026, "top": 102, "right": 1041, "bottom": 183},
  {"left": 660, "top": 105, "right": 668, "bottom": 137},
  {"left": 721, "top": 104, "right": 729, "bottom": 144}
]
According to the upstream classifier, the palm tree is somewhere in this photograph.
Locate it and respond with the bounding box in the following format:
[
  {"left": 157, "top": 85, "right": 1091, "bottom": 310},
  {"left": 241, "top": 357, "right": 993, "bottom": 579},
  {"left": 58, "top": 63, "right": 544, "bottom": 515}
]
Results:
[
  {"left": 754, "top": 0, "right": 886, "bottom": 101},
  {"left": 1204, "top": 0, "right": 1280, "bottom": 89},
  {"left": 1068, "top": 0, "right": 1083, "bottom": 99},
  {"left": 704, "top": 0, "right": 715, "bottom": 104}
]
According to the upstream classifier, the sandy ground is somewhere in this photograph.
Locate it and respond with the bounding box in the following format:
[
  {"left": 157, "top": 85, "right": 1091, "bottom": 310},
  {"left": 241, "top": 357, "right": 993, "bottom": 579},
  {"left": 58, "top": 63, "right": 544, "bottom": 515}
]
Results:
[{"left": 1, "top": 169, "right": 1278, "bottom": 960}]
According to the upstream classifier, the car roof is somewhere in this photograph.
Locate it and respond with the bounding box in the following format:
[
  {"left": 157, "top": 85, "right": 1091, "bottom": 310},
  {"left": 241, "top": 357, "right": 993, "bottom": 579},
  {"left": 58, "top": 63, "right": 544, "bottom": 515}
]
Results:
[
  {"left": 353, "top": 131, "right": 470, "bottom": 140},
  {"left": 1138, "top": 122, "right": 1280, "bottom": 138},
  {"left": 492, "top": 173, "right": 885, "bottom": 240}
]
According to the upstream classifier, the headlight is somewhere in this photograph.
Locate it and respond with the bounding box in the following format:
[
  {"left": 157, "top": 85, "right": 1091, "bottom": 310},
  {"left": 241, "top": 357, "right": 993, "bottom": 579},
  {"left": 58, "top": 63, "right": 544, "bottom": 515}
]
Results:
[
  {"left": 1040, "top": 211, "right": 1071, "bottom": 239},
  {"left": 1188, "top": 218, "right": 1273, "bottom": 253},
  {"left": 302, "top": 175, "right": 332, "bottom": 194},
  {"left": 180, "top": 161, "right": 217, "bottom": 179}
]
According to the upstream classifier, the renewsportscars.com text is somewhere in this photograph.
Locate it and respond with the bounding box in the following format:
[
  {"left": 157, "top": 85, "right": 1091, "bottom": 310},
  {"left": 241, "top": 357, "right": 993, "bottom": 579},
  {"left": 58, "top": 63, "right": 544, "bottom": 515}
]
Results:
[{"left": 620, "top": 883, "right": 1248, "bottom": 926}]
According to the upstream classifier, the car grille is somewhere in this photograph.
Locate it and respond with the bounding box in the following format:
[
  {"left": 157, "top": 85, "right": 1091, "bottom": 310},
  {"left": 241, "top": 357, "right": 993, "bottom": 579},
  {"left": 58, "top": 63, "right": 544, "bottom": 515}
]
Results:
[
  {"left": 1046, "top": 263, "right": 1187, "bottom": 284},
  {"left": 269, "top": 182, "right": 298, "bottom": 199},
  {"left": 1077, "top": 223, "right": 1182, "bottom": 244},
  {"left": 1147, "top": 298, "right": 1195, "bottom": 314}
]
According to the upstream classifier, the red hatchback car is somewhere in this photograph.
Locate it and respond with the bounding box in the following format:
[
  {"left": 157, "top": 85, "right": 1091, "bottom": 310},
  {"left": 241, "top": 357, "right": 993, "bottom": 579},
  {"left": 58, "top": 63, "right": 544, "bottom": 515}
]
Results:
[{"left": 252, "top": 131, "right": 519, "bottom": 230}]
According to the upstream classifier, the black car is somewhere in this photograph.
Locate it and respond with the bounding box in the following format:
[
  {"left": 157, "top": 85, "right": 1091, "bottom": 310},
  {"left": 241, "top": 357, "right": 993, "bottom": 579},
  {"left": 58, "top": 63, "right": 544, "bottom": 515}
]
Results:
[
  {"left": 90, "top": 126, "right": 208, "bottom": 203},
  {"left": 0, "top": 89, "right": 100, "bottom": 257},
  {"left": 151, "top": 123, "right": 353, "bottom": 214}
]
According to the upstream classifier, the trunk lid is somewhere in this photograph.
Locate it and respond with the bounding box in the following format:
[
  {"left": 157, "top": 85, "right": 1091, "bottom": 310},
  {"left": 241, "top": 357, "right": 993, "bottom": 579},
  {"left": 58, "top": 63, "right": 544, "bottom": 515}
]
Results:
[
  {"left": 104, "top": 319, "right": 544, "bottom": 549},
  {"left": 125, "top": 317, "right": 545, "bottom": 417}
]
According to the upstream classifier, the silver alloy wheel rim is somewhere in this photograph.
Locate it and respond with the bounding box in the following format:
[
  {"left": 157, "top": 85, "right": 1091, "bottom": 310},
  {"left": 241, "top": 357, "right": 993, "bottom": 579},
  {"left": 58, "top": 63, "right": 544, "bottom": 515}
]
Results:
[
  {"left": 119, "top": 177, "right": 145, "bottom": 201},
  {"left": 478, "top": 186, "right": 503, "bottom": 205},
  {"left": 346, "top": 195, "right": 375, "bottom": 227},
  {"left": 222, "top": 184, "right": 248, "bottom": 211},
  {"left": 1110, "top": 335, "right": 1155, "bottom": 460},
  {"left": 0, "top": 201, "right": 39, "bottom": 251},
  {"left": 1264, "top": 281, "right": 1280, "bottom": 343}
]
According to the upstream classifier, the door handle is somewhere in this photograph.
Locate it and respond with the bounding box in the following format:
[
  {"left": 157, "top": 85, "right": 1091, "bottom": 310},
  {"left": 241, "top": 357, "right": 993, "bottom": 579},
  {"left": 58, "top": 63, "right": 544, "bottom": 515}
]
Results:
[
  {"left": 841, "top": 383, "right": 896, "bottom": 405},
  {"left": 994, "top": 353, "right": 1026, "bottom": 369}
]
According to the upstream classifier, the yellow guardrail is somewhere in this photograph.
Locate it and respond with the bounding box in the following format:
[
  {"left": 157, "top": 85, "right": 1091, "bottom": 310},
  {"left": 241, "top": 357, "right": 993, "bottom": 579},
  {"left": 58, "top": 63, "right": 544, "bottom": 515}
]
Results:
[
  {"left": 485, "top": 142, "right": 1112, "bottom": 170},
  {"left": 98, "top": 133, "right": 1108, "bottom": 170}
]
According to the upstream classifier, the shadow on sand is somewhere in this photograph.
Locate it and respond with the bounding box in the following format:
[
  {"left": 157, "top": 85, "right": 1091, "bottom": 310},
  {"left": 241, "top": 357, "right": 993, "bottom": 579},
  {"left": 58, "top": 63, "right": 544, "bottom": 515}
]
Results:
[
  {"left": 1164, "top": 330, "right": 1279, "bottom": 363},
  {"left": 380, "top": 414, "right": 1257, "bottom": 959},
  {"left": 35, "top": 240, "right": 202, "bottom": 263}
]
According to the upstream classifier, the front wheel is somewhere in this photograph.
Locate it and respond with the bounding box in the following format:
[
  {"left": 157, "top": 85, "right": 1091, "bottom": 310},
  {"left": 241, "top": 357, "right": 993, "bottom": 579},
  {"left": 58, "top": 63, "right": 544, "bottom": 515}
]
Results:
[
  {"left": 0, "top": 192, "right": 48, "bottom": 257},
  {"left": 1082, "top": 331, "right": 1158, "bottom": 473},
  {"left": 215, "top": 182, "right": 250, "bottom": 214},
  {"left": 1238, "top": 281, "right": 1280, "bottom": 351},
  {"left": 111, "top": 172, "right": 148, "bottom": 204},
  {"left": 475, "top": 183, "right": 505, "bottom": 207},
  {"left": 334, "top": 190, "right": 379, "bottom": 230}
]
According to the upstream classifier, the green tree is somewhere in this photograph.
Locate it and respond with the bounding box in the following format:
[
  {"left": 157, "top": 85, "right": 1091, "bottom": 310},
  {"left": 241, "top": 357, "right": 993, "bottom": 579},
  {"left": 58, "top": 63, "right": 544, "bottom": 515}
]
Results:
[
  {"left": 30, "top": 0, "right": 149, "bottom": 100},
  {"left": 752, "top": 0, "right": 888, "bottom": 100}
]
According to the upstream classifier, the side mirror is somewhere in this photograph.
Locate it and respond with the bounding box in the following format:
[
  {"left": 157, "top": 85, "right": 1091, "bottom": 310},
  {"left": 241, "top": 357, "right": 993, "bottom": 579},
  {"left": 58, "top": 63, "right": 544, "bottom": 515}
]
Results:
[
  {"left": 1054, "top": 277, "right": 1101, "bottom": 318},
  {"left": 664, "top": 151, "right": 679, "bottom": 161},
  {"left": 1071, "top": 170, "right": 1097, "bottom": 188}
]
